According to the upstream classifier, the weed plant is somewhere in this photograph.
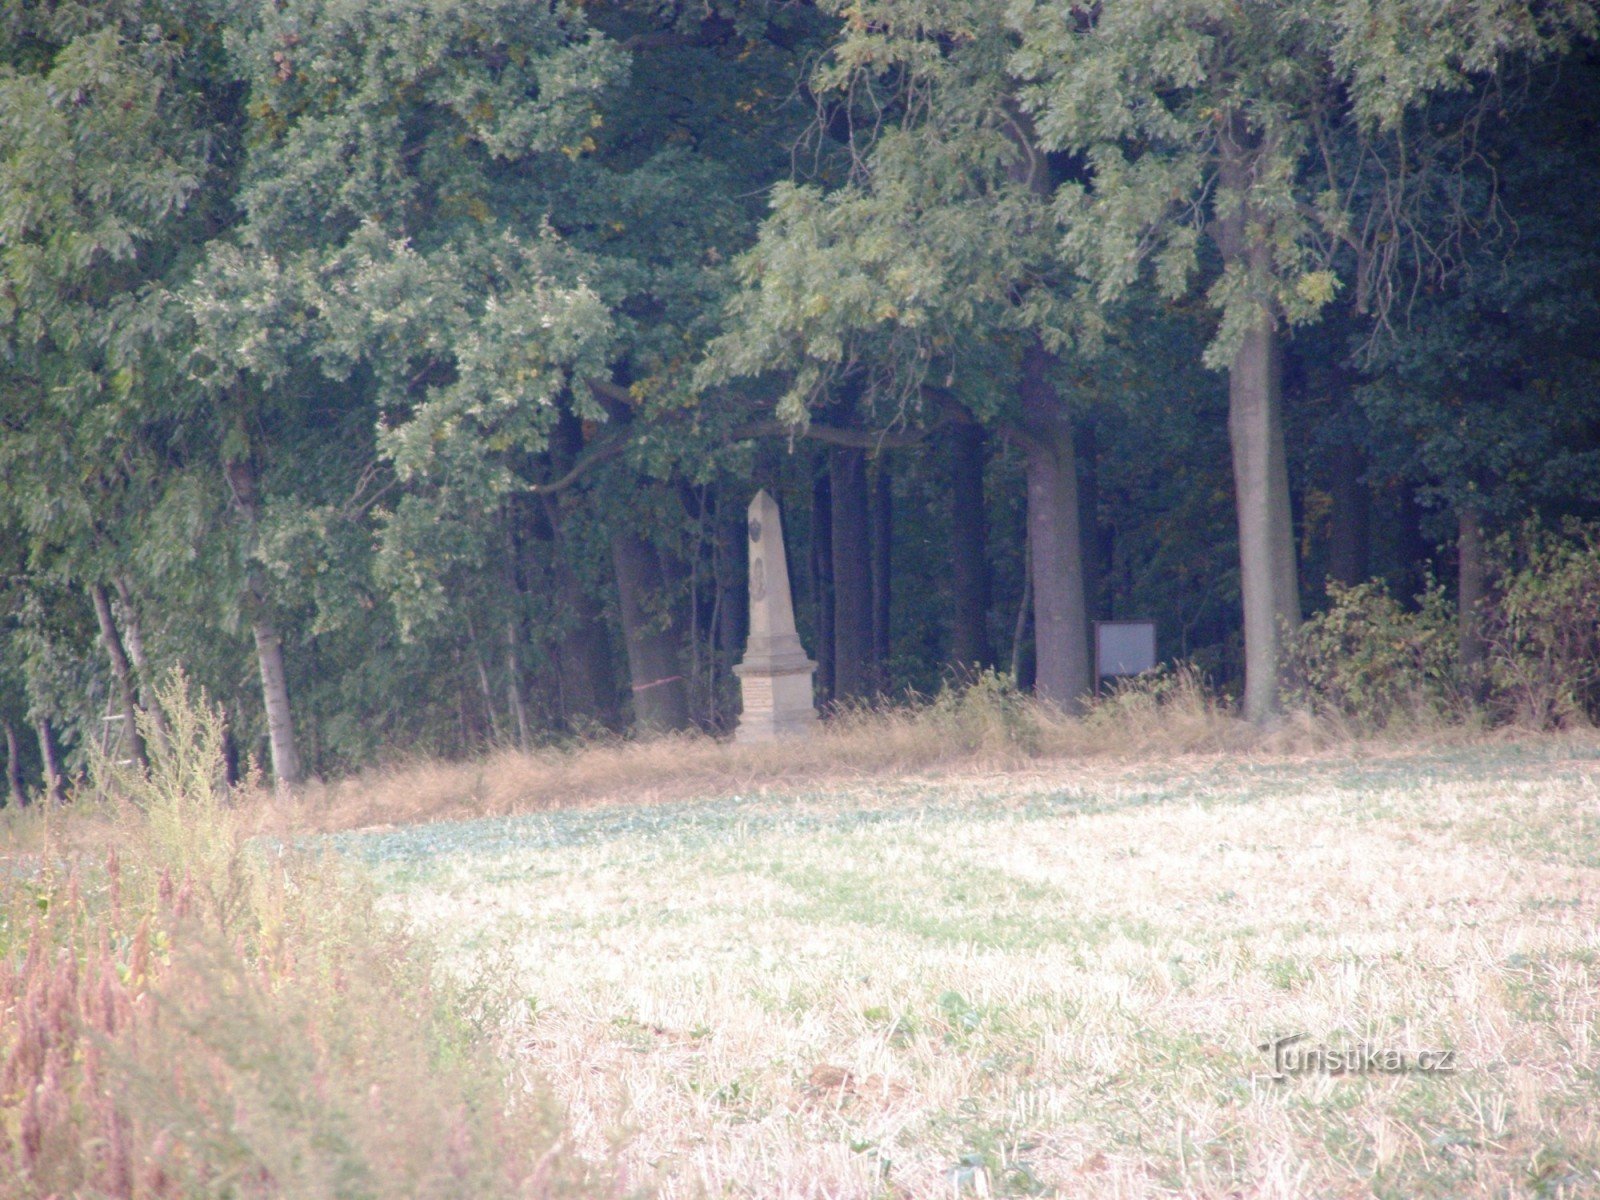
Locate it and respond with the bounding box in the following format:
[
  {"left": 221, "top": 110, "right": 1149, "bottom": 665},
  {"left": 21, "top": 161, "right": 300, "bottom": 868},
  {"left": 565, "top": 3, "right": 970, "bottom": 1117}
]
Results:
[{"left": 0, "top": 675, "right": 626, "bottom": 1199}]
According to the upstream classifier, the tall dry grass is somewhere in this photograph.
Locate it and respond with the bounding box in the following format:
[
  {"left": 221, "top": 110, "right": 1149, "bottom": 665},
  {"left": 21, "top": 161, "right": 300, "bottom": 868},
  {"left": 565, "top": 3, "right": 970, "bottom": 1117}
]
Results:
[
  {"left": 0, "top": 675, "right": 628, "bottom": 1199},
  {"left": 293, "top": 666, "right": 1479, "bottom": 834}
]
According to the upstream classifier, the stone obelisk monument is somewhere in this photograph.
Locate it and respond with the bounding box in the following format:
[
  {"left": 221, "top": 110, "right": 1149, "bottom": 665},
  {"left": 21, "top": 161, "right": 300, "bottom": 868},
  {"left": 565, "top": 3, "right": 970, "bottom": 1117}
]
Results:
[{"left": 734, "top": 489, "right": 817, "bottom": 742}]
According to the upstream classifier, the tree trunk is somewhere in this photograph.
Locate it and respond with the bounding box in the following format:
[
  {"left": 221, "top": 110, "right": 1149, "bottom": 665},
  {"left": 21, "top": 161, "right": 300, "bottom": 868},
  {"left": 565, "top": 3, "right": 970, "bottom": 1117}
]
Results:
[
  {"left": 1216, "top": 121, "right": 1301, "bottom": 721},
  {"left": 462, "top": 613, "right": 502, "bottom": 746},
  {"left": 221, "top": 712, "right": 241, "bottom": 786},
  {"left": 717, "top": 503, "right": 748, "bottom": 666},
  {"left": 249, "top": 605, "right": 303, "bottom": 786},
  {"left": 610, "top": 530, "right": 690, "bottom": 734},
  {"left": 1011, "top": 528, "right": 1033, "bottom": 688},
  {"left": 869, "top": 455, "right": 892, "bottom": 690},
  {"left": 1328, "top": 438, "right": 1371, "bottom": 588},
  {"left": 948, "top": 422, "right": 994, "bottom": 672},
  {"left": 810, "top": 469, "right": 835, "bottom": 703},
  {"left": 37, "top": 718, "right": 65, "bottom": 805},
  {"left": 1017, "top": 339, "right": 1091, "bottom": 711},
  {"left": 502, "top": 507, "right": 534, "bottom": 750},
  {"left": 5, "top": 721, "right": 26, "bottom": 807},
  {"left": 90, "top": 583, "right": 148, "bottom": 768},
  {"left": 225, "top": 454, "right": 304, "bottom": 786},
  {"left": 112, "top": 576, "right": 171, "bottom": 745},
  {"left": 540, "top": 497, "right": 619, "bottom": 733},
  {"left": 1458, "top": 506, "right": 1488, "bottom": 677},
  {"left": 1225, "top": 318, "right": 1301, "bottom": 721},
  {"left": 830, "top": 446, "right": 875, "bottom": 703},
  {"left": 1078, "top": 415, "right": 1105, "bottom": 625}
]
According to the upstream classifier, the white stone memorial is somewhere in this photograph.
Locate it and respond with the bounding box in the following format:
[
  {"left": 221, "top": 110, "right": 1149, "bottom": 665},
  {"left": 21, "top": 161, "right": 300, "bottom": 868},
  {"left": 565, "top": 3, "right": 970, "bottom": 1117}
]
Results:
[{"left": 733, "top": 489, "right": 817, "bottom": 742}]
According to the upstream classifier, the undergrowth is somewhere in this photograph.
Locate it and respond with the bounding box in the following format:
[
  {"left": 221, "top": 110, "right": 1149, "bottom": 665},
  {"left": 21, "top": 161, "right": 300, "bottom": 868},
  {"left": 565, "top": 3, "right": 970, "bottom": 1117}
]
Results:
[{"left": 0, "top": 674, "right": 627, "bottom": 1199}]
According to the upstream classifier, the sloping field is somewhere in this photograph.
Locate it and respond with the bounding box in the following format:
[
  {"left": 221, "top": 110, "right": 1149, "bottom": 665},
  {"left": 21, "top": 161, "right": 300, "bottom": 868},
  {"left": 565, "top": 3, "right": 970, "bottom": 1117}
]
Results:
[{"left": 340, "top": 740, "right": 1600, "bottom": 1199}]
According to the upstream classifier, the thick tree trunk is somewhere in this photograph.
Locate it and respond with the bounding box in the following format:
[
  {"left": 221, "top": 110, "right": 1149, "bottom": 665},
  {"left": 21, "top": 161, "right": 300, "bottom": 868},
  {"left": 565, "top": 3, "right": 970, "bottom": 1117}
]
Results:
[
  {"left": 949, "top": 422, "right": 994, "bottom": 672},
  {"left": 4, "top": 721, "right": 25, "bottom": 807},
  {"left": 1226, "top": 317, "right": 1301, "bottom": 721},
  {"left": 1458, "top": 506, "right": 1488, "bottom": 677},
  {"left": 225, "top": 455, "right": 304, "bottom": 786},
  {"left": 610, "top": 530, "right": 690, "bottom": 734},
  {"left": 869, "top": 455, "right": 892, "bottom": 689},
  {"left": 830, "top": 447, "right": 876, "bottom": 703},
  {"left": 90, "top": 583, "right": 147, "bottom": 768},
  {"left": 37, "top": 718, "right": 65, "bottom": 805},
  {"left": 810, "top": 470, "right": 835, "bottom": 703},
  {"left": 1017, "top": 339, "right": 1091, "bottom": 712},
  {"left": 1216, "top": 122, "right": 1302, "bottom": 722},
  {"left": 1328, "top": 438, "right": 1371, "bottom": 587}
]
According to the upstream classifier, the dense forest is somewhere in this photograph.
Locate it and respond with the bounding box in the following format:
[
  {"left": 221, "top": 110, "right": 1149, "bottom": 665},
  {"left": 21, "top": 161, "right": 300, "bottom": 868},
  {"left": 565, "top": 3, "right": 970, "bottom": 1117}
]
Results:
[{"left": 2, "top": 0, "right": 1597, "bottom": 791}]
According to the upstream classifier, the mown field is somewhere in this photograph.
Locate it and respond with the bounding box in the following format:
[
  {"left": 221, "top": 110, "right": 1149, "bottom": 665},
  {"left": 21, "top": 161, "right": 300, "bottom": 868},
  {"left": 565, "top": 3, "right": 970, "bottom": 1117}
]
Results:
[{"left": 337, "top": 739, "right": 1600, "bottom": 1199}]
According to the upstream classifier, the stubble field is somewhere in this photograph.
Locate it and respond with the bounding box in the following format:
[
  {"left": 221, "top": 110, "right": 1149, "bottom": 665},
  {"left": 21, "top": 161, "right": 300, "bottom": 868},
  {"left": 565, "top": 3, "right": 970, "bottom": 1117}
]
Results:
[{"left": 337, "top": 739, "right": 1600, "bottom": 1199}]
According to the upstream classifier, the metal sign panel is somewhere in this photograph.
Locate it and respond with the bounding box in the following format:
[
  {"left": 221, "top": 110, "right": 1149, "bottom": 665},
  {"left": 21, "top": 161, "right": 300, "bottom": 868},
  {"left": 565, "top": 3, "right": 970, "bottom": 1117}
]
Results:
[{"left": 1094, "top": 620, "right": 1158, "bottom": 679}]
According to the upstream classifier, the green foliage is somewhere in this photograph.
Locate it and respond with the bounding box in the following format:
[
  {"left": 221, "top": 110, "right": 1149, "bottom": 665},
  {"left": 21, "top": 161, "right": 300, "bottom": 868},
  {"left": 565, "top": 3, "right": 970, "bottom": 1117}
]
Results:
[
  {"left": 926, "top": 668, "right": 1042, "bottom": 755},
  {"left": 1285, "top": 580, "right": 1463, "bottom": 727},
  {"left": 1011, "top": 0, "right": 1599, "bottom": 361},
  {"left": 1487, "top": 524, "right": 1600, "bottom": 729}
]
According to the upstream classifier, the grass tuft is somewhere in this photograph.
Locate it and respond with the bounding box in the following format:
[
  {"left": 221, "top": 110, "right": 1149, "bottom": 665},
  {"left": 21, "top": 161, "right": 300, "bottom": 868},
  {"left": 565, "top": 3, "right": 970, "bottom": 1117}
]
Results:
[{"left": 0, "top": 673, "right": 627, "bottom": 1199}]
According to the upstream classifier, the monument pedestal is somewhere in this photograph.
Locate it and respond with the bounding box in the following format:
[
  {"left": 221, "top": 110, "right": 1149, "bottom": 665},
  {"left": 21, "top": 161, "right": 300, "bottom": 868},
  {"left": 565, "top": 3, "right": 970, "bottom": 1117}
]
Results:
[
  {"left": 734, "top": 491, "right": 817, "bottom": 743},
  {"left": 733, "top": 658, "right": 817, "bottom": 741}
]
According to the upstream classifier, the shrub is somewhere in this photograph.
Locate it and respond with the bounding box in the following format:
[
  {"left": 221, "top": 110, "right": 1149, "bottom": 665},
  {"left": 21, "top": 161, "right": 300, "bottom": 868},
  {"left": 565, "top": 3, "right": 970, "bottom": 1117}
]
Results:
[
  {"left": 1285, "top": 579, "right": 1464, "bottom": 728},
  {"left": 1487, "top": 522, "right": 1600, "bottom": 728},
  {"left": 923, "top": 667, "right": 1043, "bottom": 756}
]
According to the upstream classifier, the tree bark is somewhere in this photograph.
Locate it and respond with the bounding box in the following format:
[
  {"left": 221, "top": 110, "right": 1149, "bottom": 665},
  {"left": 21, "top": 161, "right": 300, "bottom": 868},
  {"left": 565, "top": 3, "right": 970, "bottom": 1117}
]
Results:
[
  {"left": 810, "top": 469, "right": 835, "bottom": 703},
  {"left": 869, "top": 455, "right": 892, "bottom": 690},
  {"left": 224, "top": 455, "right": 304, "bottom": 786},
  {"left": 112, "top": 575, "right": 170, "bottom": 745},
  {"left": 37, "top": 718, "right": 65, "bottom": 805},
  {"left": 248, "top": 606, "right": 302, "bottom": 785},
  {"left": 1458, "top": 505, "right": 1488, "bottom": 677},
  {"left": 1017, "top": 338, "right": 1091, "bottom": 711},
  {"left": 948, "top": 422, "right": 994, "bottom": 672},
  {"left": 610, "top": 530, "right": 690, "bottom": 734},
  {"left": 1078, "top": 415, "right": 1105, "bottom": 625},
  {"left": 1328, "top": 438, "right": 1371, "bottom": 587},
  {"left": 1225, "top": 318, "right": 1301, "bottom": 721},
  {"left": 90, "top": 583, "right": 148, "bottom": 768},
  {"left": 502, "top": 509, "right": 533, "bottom": 751},
  {"left": 830, "top": 446, "right": 876, "bottom": 703},
  {"left": 5, "top": 721, "right": 26, "bottom": 807},
  {"left": 1216, "top": 119, "right": 1302, "bottom": 721}
]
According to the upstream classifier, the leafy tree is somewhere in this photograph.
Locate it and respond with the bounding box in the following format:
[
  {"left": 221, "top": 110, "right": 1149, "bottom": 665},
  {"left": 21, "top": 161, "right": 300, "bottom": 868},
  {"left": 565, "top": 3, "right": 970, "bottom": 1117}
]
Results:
[
  {"left": 1008, "top": 0, "right": 1597, "bottom": 717},
  {"left": 705, "top": 0, "right": 1113, "bottom": 707},
  {"left": 0, "top": 1, "right": 228, "bottom": 770}
]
